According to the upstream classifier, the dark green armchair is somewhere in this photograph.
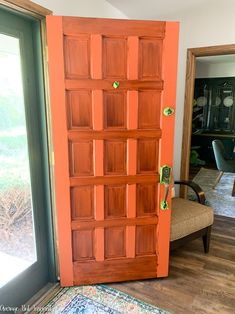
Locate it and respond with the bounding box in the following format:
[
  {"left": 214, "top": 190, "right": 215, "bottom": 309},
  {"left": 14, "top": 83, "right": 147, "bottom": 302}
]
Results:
[{"left": 212, "top": 139, "right": 235, "bottom": 188}]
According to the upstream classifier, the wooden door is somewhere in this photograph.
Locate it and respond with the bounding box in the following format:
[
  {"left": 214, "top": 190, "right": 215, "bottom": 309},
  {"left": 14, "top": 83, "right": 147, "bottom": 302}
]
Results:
[{"left": 46, "top": 16, "right": 179, "bottom": 286}]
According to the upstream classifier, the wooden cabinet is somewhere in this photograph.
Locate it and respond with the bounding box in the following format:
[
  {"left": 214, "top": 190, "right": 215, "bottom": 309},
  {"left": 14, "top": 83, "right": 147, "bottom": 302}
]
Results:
[
  {"left": 191, "top": 77, "right": 235, "bottom": 165},
  {"left": 193, "top": 77, "right": 235, "bottom": 133}
]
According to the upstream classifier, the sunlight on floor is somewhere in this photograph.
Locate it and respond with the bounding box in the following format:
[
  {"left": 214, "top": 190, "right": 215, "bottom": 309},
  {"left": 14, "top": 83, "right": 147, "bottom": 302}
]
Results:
[{"left": 0, "top": 251, "right": 33, "bottom": 288}]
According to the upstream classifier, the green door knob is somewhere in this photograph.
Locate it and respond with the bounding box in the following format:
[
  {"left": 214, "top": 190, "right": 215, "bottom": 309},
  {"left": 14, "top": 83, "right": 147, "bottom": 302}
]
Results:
[
  {"left": 112, "top": 81, "right": 119, "bottom": 89},
  {"left": 163, "top": 107, "right": 174, "bottom": 116}
]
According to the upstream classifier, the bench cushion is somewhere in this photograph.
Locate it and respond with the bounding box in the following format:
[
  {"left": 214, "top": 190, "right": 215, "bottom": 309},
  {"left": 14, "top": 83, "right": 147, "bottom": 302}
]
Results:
[{"left": 170, "top": 197, "right": 214, "bottom": 241}]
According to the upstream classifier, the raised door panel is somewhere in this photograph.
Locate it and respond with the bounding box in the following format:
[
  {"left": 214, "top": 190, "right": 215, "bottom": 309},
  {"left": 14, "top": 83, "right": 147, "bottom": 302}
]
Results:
[
  {"left": 138, "top": 91, "right": 161, "bottom": 129},
  {"left": 64, "top": 35, "right": 90, "bottom": 79},
  {"left": 136, "top": 225, "right": 156, "bottom": 256},
  {"left": 137, "top": 139, "right": 159, "bottom": 173},
  {"left": 67, "top": 91, "right": 92, "bottom": 129},
  {"left": 105, "top": 185, "right": 126, "bottom": 218},
  {"left": 103, "top": 91, "right": 126, "bottom": 129},
  {"left": 137, "top": 184, "right": 157, "bottom": 217},
  {"left": 105, "top": 227, "right": 126, "bottom": 258},
  {"left": 103, "top": 37, "right": 127, "bottom": 79},
  {"left": 72, "top": 229, "right": 94, "bottom": 261},
  {"left": 139, "top": 38, "right": 162, "bottom": 80},
  {"left": 71, "top": 186, "right": 94, "bottom": 220},
  {"left": 104, "top": 140, "right": 127, "bottom": 175},
  {"left": 70, "top": 140, "right": 93, "bottom": 176}
]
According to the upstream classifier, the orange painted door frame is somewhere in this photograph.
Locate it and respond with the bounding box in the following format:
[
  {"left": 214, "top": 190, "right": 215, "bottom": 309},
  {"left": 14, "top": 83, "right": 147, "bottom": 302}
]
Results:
[{"left": 46, "top": 16, "right": 179, "bottom": 286}]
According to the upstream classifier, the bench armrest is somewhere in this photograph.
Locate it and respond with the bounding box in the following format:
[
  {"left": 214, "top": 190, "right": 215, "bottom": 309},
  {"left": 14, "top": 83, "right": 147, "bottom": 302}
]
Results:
[{"left": 174, "top": 180, "right": 206, "bottom": 205}]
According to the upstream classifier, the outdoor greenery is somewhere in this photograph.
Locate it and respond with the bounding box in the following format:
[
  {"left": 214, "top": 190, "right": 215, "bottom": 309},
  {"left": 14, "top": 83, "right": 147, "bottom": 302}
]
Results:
[
  {"left": 0, "top": 35, "right": 36, "bottom": 263},
  {"left": 0, "top": 94, "right": 25, "bottom": 130},
  {"left": 0, "top": 96, "right": 29, "bottom": 191},
  {"left": 0, "top": 134, "right": 29, "bottom": 190}
]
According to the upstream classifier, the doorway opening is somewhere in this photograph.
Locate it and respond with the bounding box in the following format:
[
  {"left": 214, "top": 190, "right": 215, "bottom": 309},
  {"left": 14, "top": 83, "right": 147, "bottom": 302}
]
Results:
[{"left": 181, "top": 45, "right": 235, "bottom": 218}]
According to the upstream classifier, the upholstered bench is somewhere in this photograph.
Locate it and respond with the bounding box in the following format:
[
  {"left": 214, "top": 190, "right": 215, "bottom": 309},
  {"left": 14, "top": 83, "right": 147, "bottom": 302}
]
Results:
[{"left": 170, "top": 181, "right": 214, "bottom": 253}]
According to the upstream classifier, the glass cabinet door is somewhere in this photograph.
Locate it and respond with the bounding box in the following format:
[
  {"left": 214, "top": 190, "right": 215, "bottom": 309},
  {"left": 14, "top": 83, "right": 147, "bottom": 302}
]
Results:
[{"left": 194, "top": 78, "right": 235, "bottom": 133}]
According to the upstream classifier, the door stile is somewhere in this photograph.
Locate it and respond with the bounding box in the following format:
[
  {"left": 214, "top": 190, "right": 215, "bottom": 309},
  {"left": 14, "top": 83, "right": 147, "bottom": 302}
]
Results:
[
  {"left": 91, "top": 33, "right": 105, "bottom": 263},
  {"left": 46, "top": 16, "right": 73, "bottom": 286},
  {"left": 126, "top": 36, "right": 138, "bottom": 260},
  {"left": 157, "top": 21, "right": 179, "bottom": 277}
]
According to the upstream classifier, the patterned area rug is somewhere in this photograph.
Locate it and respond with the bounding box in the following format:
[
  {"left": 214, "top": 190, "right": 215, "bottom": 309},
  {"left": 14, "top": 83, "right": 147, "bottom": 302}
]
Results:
[
  {"left": 40, "top": 285, "right": 169, "bottom": 314},
  {"left": 188, "top": 167, "right": 235, "bottom": 218}
]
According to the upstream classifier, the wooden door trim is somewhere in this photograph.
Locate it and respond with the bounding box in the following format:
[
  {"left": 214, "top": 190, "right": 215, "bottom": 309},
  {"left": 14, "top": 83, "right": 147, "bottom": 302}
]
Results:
[
  {"left": 180, "top": 44, "right": 235, "bottom": 198},
  {"left": 0, "top": 0, "right": 52, "bottom": 17}
]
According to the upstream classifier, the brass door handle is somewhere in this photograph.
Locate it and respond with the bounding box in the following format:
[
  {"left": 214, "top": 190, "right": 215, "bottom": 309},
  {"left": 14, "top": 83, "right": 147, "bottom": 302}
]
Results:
[
  {"left": 161, "top": 184, "right": 169, "bottom": 210},
  {"left": 160, "top": 165, "right": 172, "bottom": 210}
]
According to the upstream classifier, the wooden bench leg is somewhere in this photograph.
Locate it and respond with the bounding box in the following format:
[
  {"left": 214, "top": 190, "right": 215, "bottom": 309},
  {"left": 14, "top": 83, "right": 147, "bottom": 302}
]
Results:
[{"left": 202, "top": 225, "right": 212, "bottom": 253}]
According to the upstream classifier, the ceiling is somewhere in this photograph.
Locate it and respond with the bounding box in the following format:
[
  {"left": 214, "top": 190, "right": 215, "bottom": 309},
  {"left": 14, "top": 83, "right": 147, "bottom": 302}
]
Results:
[{"left": 106, "top": 0, "right": 213, "bottom": 19}]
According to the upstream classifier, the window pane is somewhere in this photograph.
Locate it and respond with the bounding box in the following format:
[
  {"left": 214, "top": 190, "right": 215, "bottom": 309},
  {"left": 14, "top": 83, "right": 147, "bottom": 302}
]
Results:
[{"left": 0, "top": 33, "right": 37, "bottom": 288}]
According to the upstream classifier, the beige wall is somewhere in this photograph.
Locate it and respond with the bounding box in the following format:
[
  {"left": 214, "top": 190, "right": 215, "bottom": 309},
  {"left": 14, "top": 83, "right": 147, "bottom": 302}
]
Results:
[{"left": 33, "top": 0, "right": 127, "bottom": 17}]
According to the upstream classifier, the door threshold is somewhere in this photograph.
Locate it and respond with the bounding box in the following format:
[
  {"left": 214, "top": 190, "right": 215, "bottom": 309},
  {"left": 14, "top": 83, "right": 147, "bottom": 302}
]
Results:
[{"left": 17, "top": 282, "right": 60, "bottom": 313}]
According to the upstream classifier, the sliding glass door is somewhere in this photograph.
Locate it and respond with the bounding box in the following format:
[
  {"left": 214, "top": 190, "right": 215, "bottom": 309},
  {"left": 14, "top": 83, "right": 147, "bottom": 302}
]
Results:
[{"left": 0, "top": 7, "right": 55, "bottom": 308}]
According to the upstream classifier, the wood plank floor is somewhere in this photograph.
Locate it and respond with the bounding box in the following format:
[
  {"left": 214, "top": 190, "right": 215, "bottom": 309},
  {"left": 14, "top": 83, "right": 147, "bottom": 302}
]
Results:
[{"left": 109, "top": 215, "right": 235, "bottom": 314}]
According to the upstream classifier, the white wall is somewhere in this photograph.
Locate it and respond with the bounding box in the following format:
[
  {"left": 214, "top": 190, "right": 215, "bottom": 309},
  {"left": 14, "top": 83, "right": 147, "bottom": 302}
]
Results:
[
  {"left": 167, "top": 0, "right": 235, "bottom": 181},
  {"left": 196, "top": 61, "right": 235, "bottom": 78},
  {"left": 33, "top": 0, "right": 127, "bottom": 18}
]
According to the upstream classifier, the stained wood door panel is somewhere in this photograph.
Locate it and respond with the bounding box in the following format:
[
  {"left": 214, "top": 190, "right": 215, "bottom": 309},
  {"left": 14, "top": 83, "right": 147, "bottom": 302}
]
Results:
[
  {"left": 138, "top": 91, "right": 161, "bottom": 129},
  {"left": 136, "top": 225, "right": 156, "bottom": 256},
  {"left": 71, "top": 217, "right": 158, "bottom": 231},
  {"left": 139, "top": 38, "right": 162, "bottom": 80},
  {"left": 62, "top": 17, "right": 166, "bottom": 37},
  {"left": 64, "top": 35, "right": 90, "bottom": 79},
  {"left": 104, "top": 140, "right": 127, "bottom": 175},
  {"left": 73, "top": 225, "right": 157, "bottom": 261},
  {"left": 69, "top": 140, "right": 93, "bottom": 176},
  {"left": 103, "top": 91, "right": 126, "bottom": 129},
  {"left": 65, "top": 79, "right": 164, "bottom": 91},
  {"left": 67, "top": 91, "right": 92, "bottom": 129},
  {"left": 105, "top": 226, "right": 126, "bottom": 258},
  {"left": 137, "top": 184, "right": 157, "bottom": 217},
  {"left": 103, "top": 37, "right": 127, "bottom": 79},
  {"left": 47, "top": 16, "right": 179, "bottom": 286},
  {"left": 71, "top": 186, "right": 94, "bottom": 220},
  {"left": 137, "top": 139, "right": 159, "bottom": 173},
  {"left": 73, "top": 256, "right": 158, "bottom": 285},
  {"left": 72, "top": 229, "right": 94, "bottom": 261},
  {"left": 70, "top": 174, "right": 160, "bottom": 187},
  {"left": 68, "top": 130, "right": 162, "bottom": 140},
  {"left": 105, "top": 185, "right": 126, "bottom": 218}
]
